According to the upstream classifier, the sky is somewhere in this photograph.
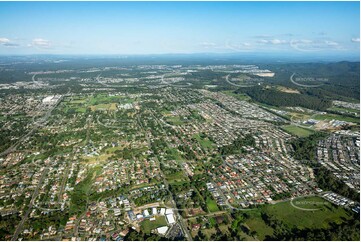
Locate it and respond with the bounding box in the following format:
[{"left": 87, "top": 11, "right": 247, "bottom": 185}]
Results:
[{"left": 0, "top": 1, "right": 359, "bottom": 58}]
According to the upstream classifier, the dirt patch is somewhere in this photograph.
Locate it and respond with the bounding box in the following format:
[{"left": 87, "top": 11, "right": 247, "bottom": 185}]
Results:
[{"left": 277, "top": 86, "right": 300, "bottom": 94}]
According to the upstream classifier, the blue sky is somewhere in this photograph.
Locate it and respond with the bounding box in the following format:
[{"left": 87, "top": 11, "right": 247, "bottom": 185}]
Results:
[{"left": 0, "top": 1, "right": 359, "bottom": 57}]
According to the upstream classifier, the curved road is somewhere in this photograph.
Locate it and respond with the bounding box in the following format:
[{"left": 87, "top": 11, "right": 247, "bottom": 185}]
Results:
[
  {"left": 290, "top": 197, "right": 320, "bottom": 211},
  {"left": 225, "top": 75, "right": 255, "bottom": 88},
  {"left": 290, "top": 73, "right": 324, "bottom": 88}
]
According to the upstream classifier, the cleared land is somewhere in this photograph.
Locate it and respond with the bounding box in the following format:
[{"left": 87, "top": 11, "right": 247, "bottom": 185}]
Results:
[
  {"left": 222, "top": 90, "right": 251, "bottom": 101},
  {"left": 282, "top": 125, "right": 314, "bottom": 137},
  {"left": 192, "top": 133, "right": 214, "bottom": 149},
  {"left": 264, "top": 196, "right": 351, "bottom": 229},
  {"left": 313, "top": 113, "right": 360, "bottom": 123},
  {"left": 244, "top": 196, "right": 353, "bottom": 239}
]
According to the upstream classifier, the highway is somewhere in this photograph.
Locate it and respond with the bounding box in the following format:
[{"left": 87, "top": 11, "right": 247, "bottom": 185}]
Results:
[
  {"left": 12, "top": 167, "right": 49, "bottom": 241},
  {"left": 0, "top": 92, "right": 67, "bottom": 158}
]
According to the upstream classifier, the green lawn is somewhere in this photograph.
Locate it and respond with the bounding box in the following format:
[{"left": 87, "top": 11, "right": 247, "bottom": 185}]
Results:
[
  {"left": 328, "top": 106, "right": 359, "bottom": 114},
  {"left": 206, "top": 197, "right": 220, "bottom": 212},
  {"left": 313, "top": 113, "right": 359, "bottom": 123},
  {"left": 243, "top": 196, "right": 353, "bottom": 239},
  {"left": 140, "top": 216, "right": 168, "bottom": 234},
  {"left": 282, "top": 125, "right": 314, "bottom": 137},
  {"left": 165, "top": 148, "right": 183, "bottom": 161},
  {"left": 89, "top": 94, "right": 118, "bottom": 105},
  {"left": 222, "top": 90, "right": 251, "bottom": 101},
  {"left": 245, "top": 216, "right": 274, "bottom": 240},
  {"left": 166, "top": 171, "right": 188, "bottom": 183},
  {"left": 192, "top": 133, "right": 214, "bottom": 149},
  {"left": 69, "top": 99, "right": 87, "bottom": 104},
  {"left": 76, "top": 107, "right": 87, "bottom": 113},
  {"left": 263, "top": 196, "right": 352, "bottom": 230},
  {"left": 69, "top": 167, "right": 97, "bottom": 215},
  {"left": 166, "top": 116, "right": 185, "bottom": 125}
]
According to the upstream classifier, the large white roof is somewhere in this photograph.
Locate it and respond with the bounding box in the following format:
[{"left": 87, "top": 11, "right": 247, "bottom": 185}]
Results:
[
  {"left": 152, "top": 207, "right": 158, "bottom": 215},
  {"left": 143, "top": 209, "right": 150, "bottom": 216},
  {"left": 165, "top": 208, "right": 173, "bottom": 215},
  {"left": 166, "top": 214, "right": 175, "bottom": 224},
  {"left": 42, "top": 96, "right": 54, "bottom": 103},
  {"left": 157, "top": 226, "right": 168, "bottom": 235}
]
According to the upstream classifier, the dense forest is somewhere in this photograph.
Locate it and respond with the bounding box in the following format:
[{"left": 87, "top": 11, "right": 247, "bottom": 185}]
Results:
[
  {"left": 259, "top": 61, "right": 360, "bottom": 100},
  {"left": 290, "top": 132, "right": 327, "bottom": 162},
  {"left": 238, "top": 86, "right": 332, "bottom": 111}
]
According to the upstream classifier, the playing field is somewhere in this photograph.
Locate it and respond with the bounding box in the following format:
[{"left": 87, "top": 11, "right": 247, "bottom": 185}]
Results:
[
  {"left": 206, "top": 197, "right": 220, "bottom": 212},
  {"left": 140, "top": 216, "right": 168, "bottom": 234},
  {"left": 263, "top": 196, "right": 352, "bottom": 229},
  {"left": 243, "top": 196, "right": 354, "bottom": 240},
  {"left": 282, "top": 124, "right": 314, "bottom": 137}
]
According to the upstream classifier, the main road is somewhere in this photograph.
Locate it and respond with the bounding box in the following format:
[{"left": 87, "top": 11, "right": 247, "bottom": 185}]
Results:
[
  {"left": 136, "top": 112, "right": 192, "bottom": 241},
  {"left": 0, "top": 90, "right": 69, "bottom": 158},
  {"left": 12, "top": 167, "right": 49, "bottom": 241}
]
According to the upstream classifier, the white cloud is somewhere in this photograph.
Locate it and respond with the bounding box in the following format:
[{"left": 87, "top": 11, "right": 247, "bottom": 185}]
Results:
[
  {"left": 0, "top": 37, "right": 20, "bottom": 47},
  {"left": 199, "top": 42, "right": 217, "bottom": 48},
  {"left": 351, "top": 38, "right": 360, "bottom": 42},
  {"left": 325, "top": 40, "right": 339, "bottom": 46},
  {"left": 0, "top": 38, "right": 10, "bottom": 44},
  {"left": 290, "top": 39, "right": 318, "bottom": 52},
  {"left": 290, "top": 39, "right": 344, "bottom": 52},
  {"left": 258, "top": 39, "right": 288, "bottom": 44},
  {"left": 30, "top": 38, "right": 51, "bottom": 48},
  {"left": 270, "top": 39, "right": 288, "bottom": 44},
  {"left": 294, "top": 39, "right": 313, "bottom": 44},
  {"left": 224, "top": 41, "right": 254, "bottom": 52}
]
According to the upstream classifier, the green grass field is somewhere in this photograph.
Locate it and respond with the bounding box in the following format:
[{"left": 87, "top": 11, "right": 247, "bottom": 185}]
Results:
[
  {"left": 264, "top": 196, "right": 351, "bottom": 230},
  {"left": 206, "top": 197, "right": 220, "bottom": 212},
  {"left": 328, "top": 106, "right": 359, "bottom": 114},
  {"left": 166, "top": 116, "right": 185, "bottom": 125},
  {"left": 243, "top": 196, "right": 353, "bottom": 239},
  {"left": 192, "top": 133, "right": 214, "bottom": 149},
  {"left": 282, "top": 125, "right": 314, "bottom": 137},
  {"left": 140, "top": 216, "right": 168, "bottom": 234},
  {"left": 313, "top": 113, "right": 360, "bottom": 123},
  {"left": 245, "top": 216, "right": 273, "bottom": 240},
  {"left": 166, "top": 171, "right": 188, "bottom": 183},
  {"left": 165, "top": 148, "right": 183, "bottom": 161},
  {"left": 69, "top": 98, "right": 87, "bottom": 104},
  {"left": 69, "top": 167, "right": 101, "bottom": 215}
]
